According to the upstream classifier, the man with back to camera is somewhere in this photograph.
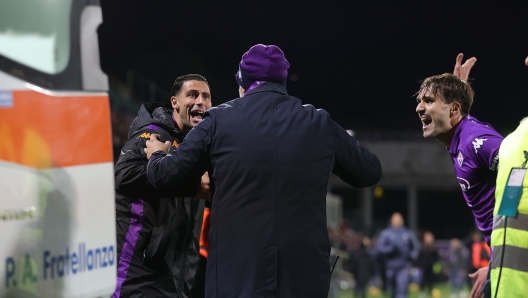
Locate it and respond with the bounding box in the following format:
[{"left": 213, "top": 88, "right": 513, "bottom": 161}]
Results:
[
  {"left": 143, "top": 44, "right": 382, "bottom": 297},
  {"left": 113, "top": 74, "right": 212, "bottom": 298},
  {"left": 415, "top": 55, "right": 504, "bottom": 298},
  {"left": 376, "top": 212, "right": 420, "bottom": 298}
]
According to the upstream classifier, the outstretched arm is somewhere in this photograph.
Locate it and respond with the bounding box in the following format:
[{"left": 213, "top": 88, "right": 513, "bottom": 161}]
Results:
[
  {"left": 331, "top": 120, "right": 382, "bottom": 188},
  {"left": 146, "top": 117, "right": 213, "bottom": 197}
]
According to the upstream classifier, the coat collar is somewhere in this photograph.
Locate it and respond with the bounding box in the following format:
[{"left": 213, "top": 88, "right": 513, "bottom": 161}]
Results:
[{"left": 245, "top": 82, "right": 288, "bottom": 97}]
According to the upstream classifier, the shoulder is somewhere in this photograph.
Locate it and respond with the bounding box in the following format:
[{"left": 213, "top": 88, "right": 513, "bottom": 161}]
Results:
[
  {"left": 380, "top": 228, "right": 394, "bottom": 236},
  {"left": 463, "top": 117, "right": 502, "bottom": 139},
  {"left": 302, "top": 104, "right": 329, "bottom": 115},
  {"left": 206, "top": 99, "right": 238, "bottom": 117},
  {"left": 131, "top": 124, "right": 170, "bottom": 139},
  {"left": 459, "top": 118, "right": 503, "bottom": 155},
  {"left": 300, "top": 104, "right": 332, "bottom": 125}
]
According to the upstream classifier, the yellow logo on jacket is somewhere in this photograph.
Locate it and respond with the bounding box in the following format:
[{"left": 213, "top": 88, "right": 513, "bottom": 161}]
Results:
[
  {"left": 137, "top": 132, "right": 151, "bottom": 139},
  {"left": 172, "top": 140, "right": 179, "bottom": 147}
]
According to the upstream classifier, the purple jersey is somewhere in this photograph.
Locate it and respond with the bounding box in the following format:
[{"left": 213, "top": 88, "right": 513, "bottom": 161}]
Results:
[{"left": 448, "top": 115, "right": 503, "bottom": 244}]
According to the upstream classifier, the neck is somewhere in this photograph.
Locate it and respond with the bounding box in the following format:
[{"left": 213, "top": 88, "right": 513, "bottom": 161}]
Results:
[
  {"left": 436, "top": 128, "right": 456, "bottom": 147},
  {"left": 172, "top": 113, "right": 185, "bottom": 131},
  {"left": 436, "top": 115, "right": 464, "bottom": 147}
]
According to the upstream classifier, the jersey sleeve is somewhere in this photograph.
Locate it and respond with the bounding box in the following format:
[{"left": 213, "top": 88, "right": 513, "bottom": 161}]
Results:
[{"left": 469, "top": 130, "right": 503, "bottom": 171}]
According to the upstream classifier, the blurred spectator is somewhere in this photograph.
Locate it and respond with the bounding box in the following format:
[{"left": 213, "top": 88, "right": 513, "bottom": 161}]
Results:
[
  {"left": 471, "top": 232, "right": 490, "bottom": 271},
  {"left": 377, "top": 213, "right": 420, "bottom": 298},
  {"left": 363, "top": 236, "right": 380, "bottom": 289},
  {"left": 372, "top": 235, "right": 389, "bottom": 294},
  {"left": 111, "top": 108, "right": 137, "bottom": 162},
  {"left": 463, "top": 231, "right": 478, "bottom": 288},
  {"left": 349, "top": 235, "right": 376, "bottom": 298},
  {"left": 416, "top": 231, "right": 440, "bottom": 297},
  {"left": 445, "top": 238, "right": 468, "bottom": 298}
]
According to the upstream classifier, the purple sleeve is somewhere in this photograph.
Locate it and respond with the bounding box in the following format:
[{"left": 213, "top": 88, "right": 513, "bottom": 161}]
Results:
[{"left": 472, "top": 132, "right": 503, "bottom": 171}]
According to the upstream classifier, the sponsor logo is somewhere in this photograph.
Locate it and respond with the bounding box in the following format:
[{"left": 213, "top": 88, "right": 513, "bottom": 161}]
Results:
[
  {"left": 457, "top": 151, "right": 464, "bottom": 167},
  {"left": 5, "top": 243, "right": 115, "bottom": 288},
  {"left": 137, "top": 132, "right": 151, "bottom": 139},
  {"left": 472, "top": 138, "right": 487, "bottom": 153},
  {"left": 0, "top": 91, "right": 13, "bottom": 108},
  {"left": 172, "top": 140, "right": 178, "bottom": 147},
  {"left": 457, "top": 176, "right": 471, "bottom": 192},
  {"left": 490, "top": 153, "right": 499, "bottom": 171}
]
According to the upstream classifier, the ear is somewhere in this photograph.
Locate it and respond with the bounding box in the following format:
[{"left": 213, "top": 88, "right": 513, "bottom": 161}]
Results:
[
  {"left": 451, "top": 102, "right": 461, "bottom": 117},
  {"left": 171, "top": 96, "right": 179, "bottom": 112}
]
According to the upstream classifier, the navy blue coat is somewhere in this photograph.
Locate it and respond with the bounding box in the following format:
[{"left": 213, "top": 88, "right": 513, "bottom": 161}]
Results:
[{"left": 147, "top": 82, "right": 382, "bottom": 297}]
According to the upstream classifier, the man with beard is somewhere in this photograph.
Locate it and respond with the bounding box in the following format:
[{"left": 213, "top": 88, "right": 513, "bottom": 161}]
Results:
[
  {"left": 415, "top": 55, "right": 504, "bottom": 298},
  {"left": 113, "top": 74, "right": 211, "bottom": 298}
]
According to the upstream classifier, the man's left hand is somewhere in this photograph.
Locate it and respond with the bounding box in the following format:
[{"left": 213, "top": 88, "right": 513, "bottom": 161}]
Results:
[{"left": 144, "top": 134, "right": 170, "bottom": 159}]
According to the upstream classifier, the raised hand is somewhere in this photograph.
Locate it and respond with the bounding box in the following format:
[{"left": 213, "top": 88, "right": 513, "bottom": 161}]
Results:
[{"left": 453, "top": 53, "right": 477, "bottom": 81}]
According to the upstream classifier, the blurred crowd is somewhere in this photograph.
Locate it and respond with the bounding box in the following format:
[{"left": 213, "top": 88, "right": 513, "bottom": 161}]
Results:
[
  {"left": 111, "top": 108, "right": 137, "bottom": 160},
  {"left": 328, "top": 216, "right": 490, "bottom": 298}
]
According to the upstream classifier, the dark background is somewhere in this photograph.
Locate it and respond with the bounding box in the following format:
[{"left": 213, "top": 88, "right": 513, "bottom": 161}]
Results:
[
  {"left": 99, "top": 0, "right": 528, "bottom": 133},
  {"left": 99, "top": 0, "right": 528, "bottom": 237}
]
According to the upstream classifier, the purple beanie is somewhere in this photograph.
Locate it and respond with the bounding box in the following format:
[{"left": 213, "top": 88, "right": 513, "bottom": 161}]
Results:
[{"left": 235, "top": 44, "right": 290, "bottom": 90}]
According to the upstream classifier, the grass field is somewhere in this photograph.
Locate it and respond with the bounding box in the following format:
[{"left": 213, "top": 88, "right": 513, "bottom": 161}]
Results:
[{"left": 335, "top": 283, "right": 471, "bottom": 298}]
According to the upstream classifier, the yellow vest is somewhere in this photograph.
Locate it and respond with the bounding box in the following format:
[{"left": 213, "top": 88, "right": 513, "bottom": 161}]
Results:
[{"left": 491, "top": 119, "right": 528, "bottom": 298}]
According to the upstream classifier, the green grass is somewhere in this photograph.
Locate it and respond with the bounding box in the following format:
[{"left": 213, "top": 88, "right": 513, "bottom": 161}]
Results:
[{"left": 335, "top": 283, "right": 471, "bottom": 298}]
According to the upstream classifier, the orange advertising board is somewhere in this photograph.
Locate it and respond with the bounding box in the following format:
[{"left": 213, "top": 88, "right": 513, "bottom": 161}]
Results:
[{"left": 0, "top": 90, "right": 113, "bottom": 169}]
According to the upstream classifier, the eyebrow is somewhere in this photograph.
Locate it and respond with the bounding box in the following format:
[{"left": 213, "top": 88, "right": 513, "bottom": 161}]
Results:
[{"left": 417, "top": 95, "right": 435, "bottom": 102}]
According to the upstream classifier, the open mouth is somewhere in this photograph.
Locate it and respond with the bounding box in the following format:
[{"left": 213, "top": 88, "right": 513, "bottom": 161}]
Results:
[
  {"left": 421, "top": 118, "right": 432, "bottom": 129},
  {"left": 190, "top": 110, "right": 204, "bottom": 123}
]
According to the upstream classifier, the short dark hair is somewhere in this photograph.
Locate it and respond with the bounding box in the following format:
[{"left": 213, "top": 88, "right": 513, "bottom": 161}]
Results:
[
  {"left": 417, "top": 73, "right": 474, "bottom": 115},
  {"left": 171, "top": 74, "right": 209, "bottom": 96}
]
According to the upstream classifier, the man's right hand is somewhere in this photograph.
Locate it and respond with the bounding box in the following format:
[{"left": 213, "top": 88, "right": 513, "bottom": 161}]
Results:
[
  {"left": 469, "top": 266, "right": 488, "bottom": 298},
  {"left": 453, "top": 53, "right": 477, "bottom": 81},
  {"left": 196, "top": 172, "right": 211, "bottom": 201},
  {"left": 144, "top": 134, "right": 170, "bottom": 159}
]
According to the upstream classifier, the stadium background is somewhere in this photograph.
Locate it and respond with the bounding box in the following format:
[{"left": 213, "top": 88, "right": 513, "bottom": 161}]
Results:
[{"left": 99, "top": 1, "right": 528, "bottom": 297}]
